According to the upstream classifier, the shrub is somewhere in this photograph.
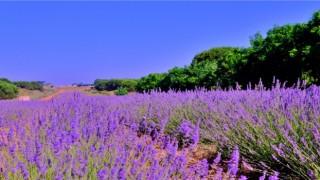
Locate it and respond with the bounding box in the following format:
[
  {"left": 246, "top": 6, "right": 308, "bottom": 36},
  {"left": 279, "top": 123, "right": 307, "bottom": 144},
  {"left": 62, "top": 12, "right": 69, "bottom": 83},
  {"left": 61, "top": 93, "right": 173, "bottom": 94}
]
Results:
[
  {"left": 94, "top": 79, "right": 122, "bottom": 91},
  {"left": 136, "top": 73, "right": 166, "bottom": 93},
  {"left": 94, "top": 79, "right": 138, "bottom": 92},
  {"left": 114, "top": 86, "right": 128, "bottom": 96},
  {"left": 0, "top": 78, "right": 11, "bottom": 83},
  {"left": 13, "top": 81, "right": 44, "bottom": 91},
  {"left": 0, "top": 80, "right": 19, "bottom": 100},
  {"left": 120, "top": 79, "right": 138, "bottom": 92}
]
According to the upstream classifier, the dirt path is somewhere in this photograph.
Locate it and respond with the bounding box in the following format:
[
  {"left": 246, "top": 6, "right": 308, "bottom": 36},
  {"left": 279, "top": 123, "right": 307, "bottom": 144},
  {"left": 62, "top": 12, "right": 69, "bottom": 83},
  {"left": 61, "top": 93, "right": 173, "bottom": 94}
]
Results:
[
  {"left": 40, "top": 89, "right": 64, "bottom": 101},
  {"left": 18, "top": 96, "right": 30, "bottom": 101}
]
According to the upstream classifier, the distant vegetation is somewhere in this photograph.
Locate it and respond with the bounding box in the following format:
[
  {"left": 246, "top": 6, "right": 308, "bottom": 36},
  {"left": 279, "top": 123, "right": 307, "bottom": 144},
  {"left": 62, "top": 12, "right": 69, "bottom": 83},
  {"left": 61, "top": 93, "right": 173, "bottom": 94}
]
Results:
[
  {"left": 0, "top": 78, "right": 47, "bottom": 100},
  {"left": 13, "top": 81, "right": 44, "bottom": 91},
  {"left": 94, "top": 79, "right": 138, "bottom": 92},
  {"left": 136, "top": 10, "right": 320, "bottom": 92},
  {"left": 0, "top": 78, "right": 12, "bottom": 83},
  {"left": 114, "top": 86, "right": 129, "bottom": 96},
  {"left": 72, "top": 83, "right": 93, "bottom": 87},
  {"left": 0, "top": 79, "right": 18, "bottom": 100}
]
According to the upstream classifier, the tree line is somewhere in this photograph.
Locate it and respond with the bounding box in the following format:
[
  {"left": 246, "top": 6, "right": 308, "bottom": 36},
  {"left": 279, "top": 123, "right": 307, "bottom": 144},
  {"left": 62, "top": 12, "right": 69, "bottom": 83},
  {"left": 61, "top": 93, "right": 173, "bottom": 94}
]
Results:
[
  {"left": 135, "top": 10, "right": 320, "bottom": 92},
  {"left": 94, "top": 79, "right": 138, "bottom": 92},
  {"left": 13, "top": 81, "right": 44, "bottom": 91},
  {"left": 0, "top": 78, "right": 44, "bottom": 99},
  {"left": 0, "top": 78, "right": 19, "bottom": 100}
]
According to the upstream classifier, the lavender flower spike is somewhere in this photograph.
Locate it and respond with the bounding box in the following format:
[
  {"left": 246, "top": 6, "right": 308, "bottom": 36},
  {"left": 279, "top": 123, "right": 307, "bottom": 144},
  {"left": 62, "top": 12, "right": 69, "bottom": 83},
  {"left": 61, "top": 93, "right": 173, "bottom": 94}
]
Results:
[
  {"left": 259, "top": 170, "right": 267, "bottom": 180},
  {"left": 97, "top": 168, "right": 108, "bottom": 180},
  {"left": 268, "top": 171, "right": 279, "bottom": 180},
  {"left": 213, "top": 152, "right": 221, "bottom": 164},
  {"left": 239, "top": 175, "right": 248, "bottom": 180},
  {"left": 18, "top": 162, "right": 29, "bottom": 179},
  {"left": 228, "top": 145, "right": 240, "bottom": 176},
  {"left": 214, "top": 168, "right": 223, "bottom": 180}
]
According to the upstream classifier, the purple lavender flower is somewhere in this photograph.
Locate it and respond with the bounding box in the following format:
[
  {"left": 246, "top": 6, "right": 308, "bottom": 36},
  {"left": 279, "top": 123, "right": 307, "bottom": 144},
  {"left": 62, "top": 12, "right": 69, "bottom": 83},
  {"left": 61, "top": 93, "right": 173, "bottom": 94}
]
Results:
[
  {"left": 48, "top": 158, "right": 52, "bottom": 167},
  {"left": 307, "top": 170, "right": 316, "bottom": 180},
  {"left": 312, "top": 127, "right": 319, "bottom": 142},
  {"left": 268, "top": 171, "right": 279, "bottom": 180},
  {"left": 239, "top": 175, "right": 248, "bottom": 180},
  {"left": 213, "top": 152, "right": 221, "bottom": 164},
  {"left": 165, "top": 142, "right": 177, "bottom": 162},
  {"left": 117, "top": 166, "right": 126, "bottom": 180},
  {"left": 130, "top": 161, "right": 139, "bottom": 176},
  {"left": 54, "top": 174, "right": 64, "bottom": 180},
  {"left": 302, "top": 80, "right": 307, "bottom": 87},
  {"left": 110, "top": 166, "right": 118, "bottom": 179},
  {"left": 173, "top": 151, "right": 187, "bottom": 176},
  {"left": 136, "top": 172, "right": 143, "bottom": 180},
  {"left": 8, "top": 144, "right": 16, "bottom": 158},
  {"left": 138, "top": 117, "right": 147, "bottom": 134},
  {"left": 175, "top": 119, "right": 199, "bottom": 148},
  {"left": 271, "top": 154, "right": 279, "bottom": 162},
  {"left": 34, "top": 139, "right": 43, "bottom": 169},
  {"left": 97, "top": 168, "right": 108, "bottom": 180},
  {"left": 196, "top": 159, "right": 209, "bottom": 178},
  {"left": 228, "top": 145, "right": 240, "bottom": 176},
  {"left": 214, "top": 168, "right": 223, "bottom": 180},
  {"left": 11, "top": 167, "right": 19, "bottom": 174},
  {"left": 242, "top": 161, "right": 253, "bottom": 171},
  {"left": 18, "top": 161, "right": 29, "bottom": 179},
  {"left": 7, "top": 126, "right": 14, "bottom": 142},
  {"left": 259, "top": 170, "right": 267, "bottom": 180},
  {"left": 39, "top": 165, "right": 48, "bottom": 176}
]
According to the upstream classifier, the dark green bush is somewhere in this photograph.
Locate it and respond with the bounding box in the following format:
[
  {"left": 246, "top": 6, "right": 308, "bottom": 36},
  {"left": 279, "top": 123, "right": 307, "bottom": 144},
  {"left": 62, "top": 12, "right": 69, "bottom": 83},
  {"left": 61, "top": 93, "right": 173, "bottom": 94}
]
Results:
[
  {"left": 94, "top": 79, "right": 138, "bottom": 92},
  {"left": 13, "top": 81, "right": 44, "bottom": 91},
  {"left": 0, "top": 78, "right": 11, "bottom": 83},
  {"left": 120, "top": 79, "right": 138, "bottom": 92},
  {"left": 0, "top": 81, "right": 19, "bottom": 100},
  {"left": 114, "top": 86, "right": 128, "bottom": 96},
  {"left": 94, "top": 79, "right": 121, "bottom": 91},
  {"left": 136, "top": 73, "right": 166, "bottom": 93}
]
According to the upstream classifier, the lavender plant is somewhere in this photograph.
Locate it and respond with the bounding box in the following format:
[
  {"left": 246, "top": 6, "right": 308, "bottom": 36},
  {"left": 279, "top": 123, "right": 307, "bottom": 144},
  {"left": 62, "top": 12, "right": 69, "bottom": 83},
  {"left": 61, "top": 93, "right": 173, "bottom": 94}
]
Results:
[{"left": 0, "top": 80, "right": 319, "bottom": 179}]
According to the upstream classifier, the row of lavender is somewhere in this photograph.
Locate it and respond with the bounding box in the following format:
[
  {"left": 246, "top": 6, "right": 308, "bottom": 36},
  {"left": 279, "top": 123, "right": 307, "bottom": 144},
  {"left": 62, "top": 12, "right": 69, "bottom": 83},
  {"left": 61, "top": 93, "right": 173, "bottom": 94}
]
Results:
[
  {"left": 0, "top": 94, "right": 195, "bottom": 179},
  {"left": 0, "top": 82, "right": 319, "bottom": 179},
  {"left": 0, "top": 93, "right": 251, "bottom": 179}
]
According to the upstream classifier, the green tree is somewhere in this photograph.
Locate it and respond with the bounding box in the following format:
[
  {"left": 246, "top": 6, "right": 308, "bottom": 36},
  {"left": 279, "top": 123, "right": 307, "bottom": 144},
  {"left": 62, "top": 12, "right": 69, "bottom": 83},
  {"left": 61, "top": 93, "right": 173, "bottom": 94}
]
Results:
[
  {"left": 94, "top": 79, "right": 138, "bottom": 91},
  {"left": 304, "top": 11, "right": 320, "bottom": 84},
  {"left": 13, "top": 81, "right": 44, "bottom": 91},
  {"left": 120, "top": 79, "right": 138, "bottom": 92},
  {"left": 191, "top": 47, "right": 240, "bottom": 66},
  {"left": 161, "top": 67, "right": 189, "bottom": 91},
  {"left": 0, "top": 78, "right": 11, "bottom": 83},
  {"left": 191, "top": 47, "right": 245, "bottom": 88},
  {"left": 136, "top": 73, "right": 166, "bottom": 93},
  {"left": 94, "top": 79, "right": 107, "bottom": 91},
  {"left": 114, "top": 86, "right": 129, "bottom": 96},
  {"left": 0, "top": 81, "right": 19, "bottom": 100},
  {"left": 186, "top": 62, "right": 217, "bottom": 89}
]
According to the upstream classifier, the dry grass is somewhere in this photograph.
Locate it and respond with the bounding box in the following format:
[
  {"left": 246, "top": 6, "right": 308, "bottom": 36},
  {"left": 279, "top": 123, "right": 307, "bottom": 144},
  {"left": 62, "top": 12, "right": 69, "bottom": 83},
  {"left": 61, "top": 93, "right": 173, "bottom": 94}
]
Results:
[
  {"left": 18, "top": 86, "right": 96, "bottom": 101},
  {"left": 18, "top": 87, "right": 58, "bottom": 100}
]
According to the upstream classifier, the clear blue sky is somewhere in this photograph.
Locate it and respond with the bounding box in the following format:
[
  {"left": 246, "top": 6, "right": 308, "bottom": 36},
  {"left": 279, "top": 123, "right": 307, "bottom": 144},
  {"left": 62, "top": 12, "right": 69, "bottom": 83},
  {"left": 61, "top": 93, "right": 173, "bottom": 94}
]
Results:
[{"left": 0, "top": 1, "right": 319, "bottom": 85}]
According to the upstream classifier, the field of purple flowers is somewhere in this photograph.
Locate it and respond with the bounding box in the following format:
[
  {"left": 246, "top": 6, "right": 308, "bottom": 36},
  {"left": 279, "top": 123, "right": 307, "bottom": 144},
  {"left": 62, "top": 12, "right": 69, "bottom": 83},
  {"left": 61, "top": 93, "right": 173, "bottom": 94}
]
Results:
[{"left": 0, "top": 80, "right": 319, "bottom": 179}]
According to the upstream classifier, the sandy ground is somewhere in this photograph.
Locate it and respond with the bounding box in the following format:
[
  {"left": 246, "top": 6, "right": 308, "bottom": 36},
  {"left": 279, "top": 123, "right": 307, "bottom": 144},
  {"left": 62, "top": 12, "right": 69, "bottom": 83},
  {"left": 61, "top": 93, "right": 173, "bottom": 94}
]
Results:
[
  {"left": 39, "top": 89, "right": 64, "bottom": 101},
  {"left": 17, "top": 86, "right": 93, "bottom": 101}
]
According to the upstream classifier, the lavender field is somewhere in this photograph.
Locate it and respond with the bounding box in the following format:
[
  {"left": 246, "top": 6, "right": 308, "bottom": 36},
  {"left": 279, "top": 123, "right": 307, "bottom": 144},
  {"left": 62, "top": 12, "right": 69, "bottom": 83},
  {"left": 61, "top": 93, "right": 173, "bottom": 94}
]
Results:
[{"left": 0, "top": 81, "right": 319, "bottom": 180}]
